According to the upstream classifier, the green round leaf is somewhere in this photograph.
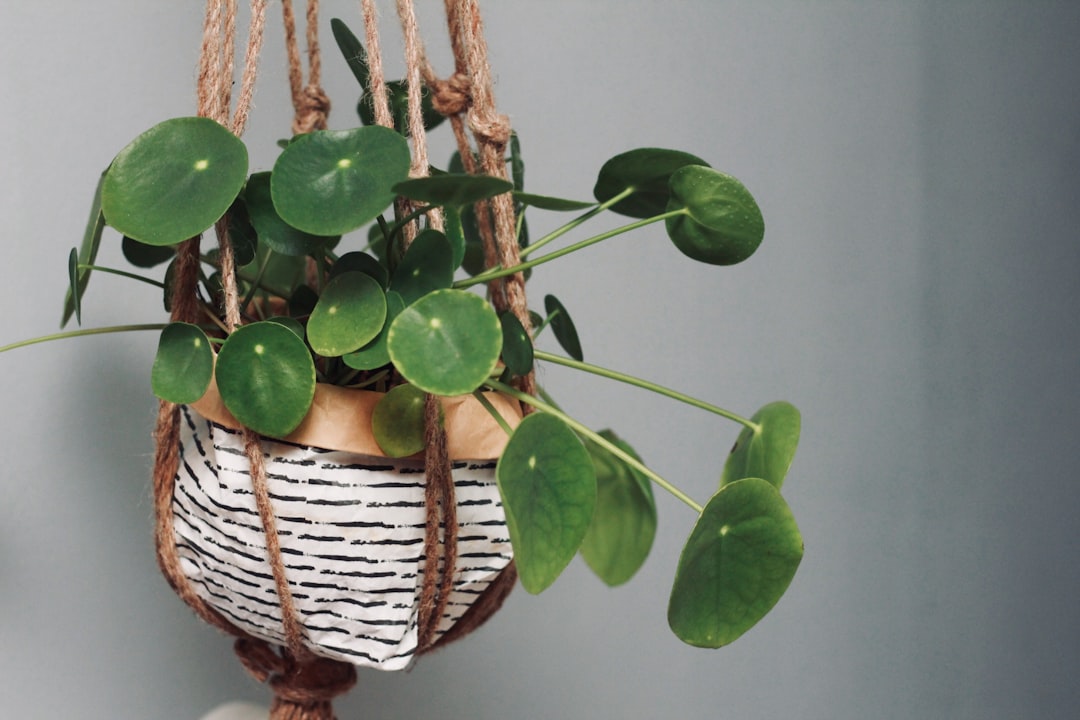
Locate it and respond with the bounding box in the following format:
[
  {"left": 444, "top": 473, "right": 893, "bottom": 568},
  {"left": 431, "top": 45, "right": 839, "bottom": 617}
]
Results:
[
  {"left": 306, "top": 271, "right": 387, "bottom": 357},
  {"left": 544, "top": 294, "right": 583, "bottom": 361},
  {"left": 497, "top": 412, "right": 597, "bottom": 594},
  {"left": 387, "top": 289, "right": 502, "bottom": 396},
  {"left": 371, "top": 383, "right": 429, "bottom": 457},
  {"left": 151, "top": 322, "right": 214, "bottom": 404},
  {"left": 721, "top": 402, "right": 801, "bottom": 490},
  {"left": 665, "top": 165, "right": 765, "bottom": 265},
  {"left": 244, "top": 171, "right": 337, "bottom": 256},
  {"left": 593, "top": 148, "right": 708, "bottom": 218},
  {"left": 580, "top": 430, "right": 657, "bottom": 587},
  {"left": 271, "top": 126, "right": 410, "bottom": 235},
  {"left": 343, "top": 290, "right": 406, "bottom": 370},
  {"left": 668, "top": 478, "right": 803, "bottom": 647},
  {"left": 389, "top": 229, "right": 454, "bottom": 305},
  {"left": 393, "top": 174, "right": 513, "bottom": 207},
  {"left": 215, "top": 321, "right": 317, "bottom": 437},
  {"left": 102, "top": 117, "right": 248, "bottom": 246},
  {"left": 122, "top": 236, "right": 175, "bottom": 268},
  {"left": 499, "top": 311, "right": 534, "bottom": 376}
]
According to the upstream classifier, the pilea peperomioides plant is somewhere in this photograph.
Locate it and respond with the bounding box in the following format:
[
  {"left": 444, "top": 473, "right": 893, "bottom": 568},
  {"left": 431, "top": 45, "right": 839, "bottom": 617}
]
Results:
[{"left": 6, "top": 18, "right": 804, "bottom": 651}]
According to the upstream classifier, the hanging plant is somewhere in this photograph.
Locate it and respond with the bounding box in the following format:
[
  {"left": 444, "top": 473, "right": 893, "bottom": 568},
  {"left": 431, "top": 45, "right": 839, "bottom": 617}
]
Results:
[{"left": 1, "top": 1, "right": 807, "bottom": 716}]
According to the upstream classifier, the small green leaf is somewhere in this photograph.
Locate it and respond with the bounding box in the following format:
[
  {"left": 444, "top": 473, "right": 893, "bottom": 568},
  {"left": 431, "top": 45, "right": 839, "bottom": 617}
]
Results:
[
  {"left": 330, "top": 18, "right": 369, "bottom": 90},
  {"left": 271, "top": 126, "right": 410, "bottom": 235},
  {"left": 442, "top": 206, "right": 467, "bottom": 270},
  {"left": 510, "top": 132, "right": 525, "bottom": 191},
  {"left": 215, "top": 321, "right": 316, "bottom": 438},
  {"left": 721, "top": 402, "right": 801, "bottom": 490},
  {"left": 306, "top": 271, "right": 387, "bottom": 357},
  {"left": 665, "top": 165, "right": 765, "bottom": 266},
  {"left": 244, "top": 171, "right": 338, "bottom": 257},
  {"left": 151, "top": 323, "right": 214, "bottom": 404},
  {"left": 544, "top": 294, "right": 583, "bottom": 361},
  {"left": 499, "top": 311, "right": 534, "bottom": 376},
  {"left": 393, "top": 174, "right": 513, "bottom": 207},
  {"left": 329, "top": 251, "right": 389, "bottom": 289},
  {"left": 358, "top": 79, "right": 445, "bottom": 135},
  {"left": 371, "top": 383, "right": 429, "bottom": 457},
  {"left": 265, "top": 315, "right": 306, "bottom": 340},
  {"left": 389, "top": 229, "right": 454, "bottom": 305},
  {"left": 387, "top": 288, "right": 502, "bottom": 396},
  {"left": 668, "top": 478, "right": 803, "bottom": 647},
  {"left": 513, "top": 192, "right": 595, "bottom": 212},
  {"left": 580, "top": 430, "right": 657, "bottom": 587},
  {"left": 343, "top": 290, "right": 405, "bottom": 371},
  {"left": 122, "top": 236, "right": 175, "bottom": 269},
  {"left": 594, "top": 148, "right": 709, "bottom": 218},
  {"left": 62, "top": 170, "right": 107, "bottom": 328},
  {"left": 66, "top": 248, "right": 84, "bottom": 326},
  {"left": 497, "top": 413, "right": 597, "bottom": 594},
  {"left": 102, "top": 117, "right": 248, "bottom": 246}
]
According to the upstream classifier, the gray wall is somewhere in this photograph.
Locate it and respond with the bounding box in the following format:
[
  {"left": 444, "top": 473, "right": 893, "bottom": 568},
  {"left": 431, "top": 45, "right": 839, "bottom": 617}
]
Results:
[{"left": 2, "top": 2, "right": 1078, "bottom": 718}]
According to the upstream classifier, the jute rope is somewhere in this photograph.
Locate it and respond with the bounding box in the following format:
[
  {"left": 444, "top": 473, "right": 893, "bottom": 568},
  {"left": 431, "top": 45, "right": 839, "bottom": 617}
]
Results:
[{"left": 154, "top": 2, "right": 525, "bottom": 715}]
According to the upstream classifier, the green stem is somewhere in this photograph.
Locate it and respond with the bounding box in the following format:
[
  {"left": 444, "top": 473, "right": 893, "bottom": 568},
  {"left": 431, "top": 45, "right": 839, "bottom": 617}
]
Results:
[
  {"left": 486, "top": 379, "right": 704, "bottom": 514},
  {"left": 455, "top": 209, "right": 686, "bottom": 289},
  {"left": 473, "top": 390, "right": 514, "bottom": 436},
  {"left": 0, "top": 323, "right": 168, "bottom": 354},
  {"left": 199, "top": 254, "right": 292, "bottom": 298},
  {"left": 518, "top": 186, "right": 635, "bottom": 259},
  {"left": 533, "top": 349, "right": 760, "bottom": 433},
  {"left": 79, "top": 264, "right": 165, "bottom": 289},
  {"left": 239, "top": 250, "right": 274, "bottom": 312}
]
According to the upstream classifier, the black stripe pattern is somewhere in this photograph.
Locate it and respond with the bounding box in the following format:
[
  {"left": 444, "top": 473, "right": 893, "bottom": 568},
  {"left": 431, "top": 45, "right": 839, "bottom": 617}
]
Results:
[{"left": 172, "top": 406, "right": 513, "bottom": 670}]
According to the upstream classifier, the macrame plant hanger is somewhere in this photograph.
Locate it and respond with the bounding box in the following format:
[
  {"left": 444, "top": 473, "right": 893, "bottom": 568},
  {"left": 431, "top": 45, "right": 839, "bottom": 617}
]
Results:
[{"left": 150, "top": 1, "right": 529, "bottom": 718}]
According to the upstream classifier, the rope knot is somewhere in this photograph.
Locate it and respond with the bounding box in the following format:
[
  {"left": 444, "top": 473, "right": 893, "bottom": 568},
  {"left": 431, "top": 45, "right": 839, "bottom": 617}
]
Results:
[
  {"left": 430, "top": 71, "right": 472, "bottom": 116},
  {"left": 469, "top": 111, "right": 512, "bottom": 150},
  {"left": 235, "top": 638, "right": 357, "bottom": 719},
  {"left": 291, "top": 84, "right": 331, "bottom": 135}
]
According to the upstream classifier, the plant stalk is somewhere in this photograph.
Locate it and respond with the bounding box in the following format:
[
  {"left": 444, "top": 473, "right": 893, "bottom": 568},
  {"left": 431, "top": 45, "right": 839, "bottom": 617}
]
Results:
[
  {"left": 0, "top": 323, "right": 169, "bottom": 354},
  {"left": 533, "top": 350, "right": 760, "bottom": 432}
]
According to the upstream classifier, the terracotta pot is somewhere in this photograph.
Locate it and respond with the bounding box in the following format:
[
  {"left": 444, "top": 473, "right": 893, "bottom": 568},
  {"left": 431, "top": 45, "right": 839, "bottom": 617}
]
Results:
[{"left": 171, "top": 384, "right": 522, "bottom": 670}]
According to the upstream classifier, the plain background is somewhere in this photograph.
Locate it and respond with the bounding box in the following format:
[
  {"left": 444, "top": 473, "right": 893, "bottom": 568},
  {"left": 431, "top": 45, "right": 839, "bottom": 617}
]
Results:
[{"left": 2, "top": 2, "right": 1078, "bottom": 718}]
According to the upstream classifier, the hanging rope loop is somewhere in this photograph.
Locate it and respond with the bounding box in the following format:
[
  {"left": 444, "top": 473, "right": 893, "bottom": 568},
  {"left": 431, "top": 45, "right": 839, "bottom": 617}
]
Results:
[
  {"left": 282, "top": 0, "right": 331, "bottom": 134},
  {"left": 235, "top": 638, "right": 357, "bottom": 720}
]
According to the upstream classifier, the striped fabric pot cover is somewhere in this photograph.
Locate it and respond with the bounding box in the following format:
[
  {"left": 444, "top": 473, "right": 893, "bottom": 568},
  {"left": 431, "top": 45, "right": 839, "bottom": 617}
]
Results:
[{"left": 171, "top": 404, "right": 514, "bottom": 671}]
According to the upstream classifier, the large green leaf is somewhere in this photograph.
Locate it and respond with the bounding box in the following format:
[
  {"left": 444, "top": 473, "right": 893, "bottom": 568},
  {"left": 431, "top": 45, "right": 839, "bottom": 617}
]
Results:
[
  {"left": 393, "top": 174, "right": 513, "bottom": 207},
  {"left": 101, "top": 117, "right": 248, "bottom": 246},
  {"left": 371, "top": 383, "right": 428, "bottom": 458},
  {"left": 388, "top": 229, "right": 454, "bottom": 305},
  {"left": 593, "top": 148, "right": 708, "bottom": 218},
  {"left": 215, "top": 321, "right": 316, "bottom": 438},
  {"left": 720, "top": 402, "right": 801, "bottom": 490},
  {"left": 151, "top": 323, "right": 214, "bottom": 404},
  {"left": 497, "top": 412, "right": 597, "bottom": 594},
  {"left": 665, "top": 165, "right": 765, "bottom": 265},
  {"left": 271, "top": 126, "right": 410, "bottom": 235},
  {"left": 580, "top": 430, "right": 657, "bottom": 587},
  {"left": 244, "top": 171, "right": 337, "bottom": 257},
  {"left": 306, "top": 271, "right": 387, "bottom": 357},
  {"left": 61, "top": 170, "right": 108, "bottom": 328},
  {"left": 668, "top": 478, "right": 803, "bottom": 647},
  {"left": 387, "top": 289, "right": 502, "bottom": 396}
]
